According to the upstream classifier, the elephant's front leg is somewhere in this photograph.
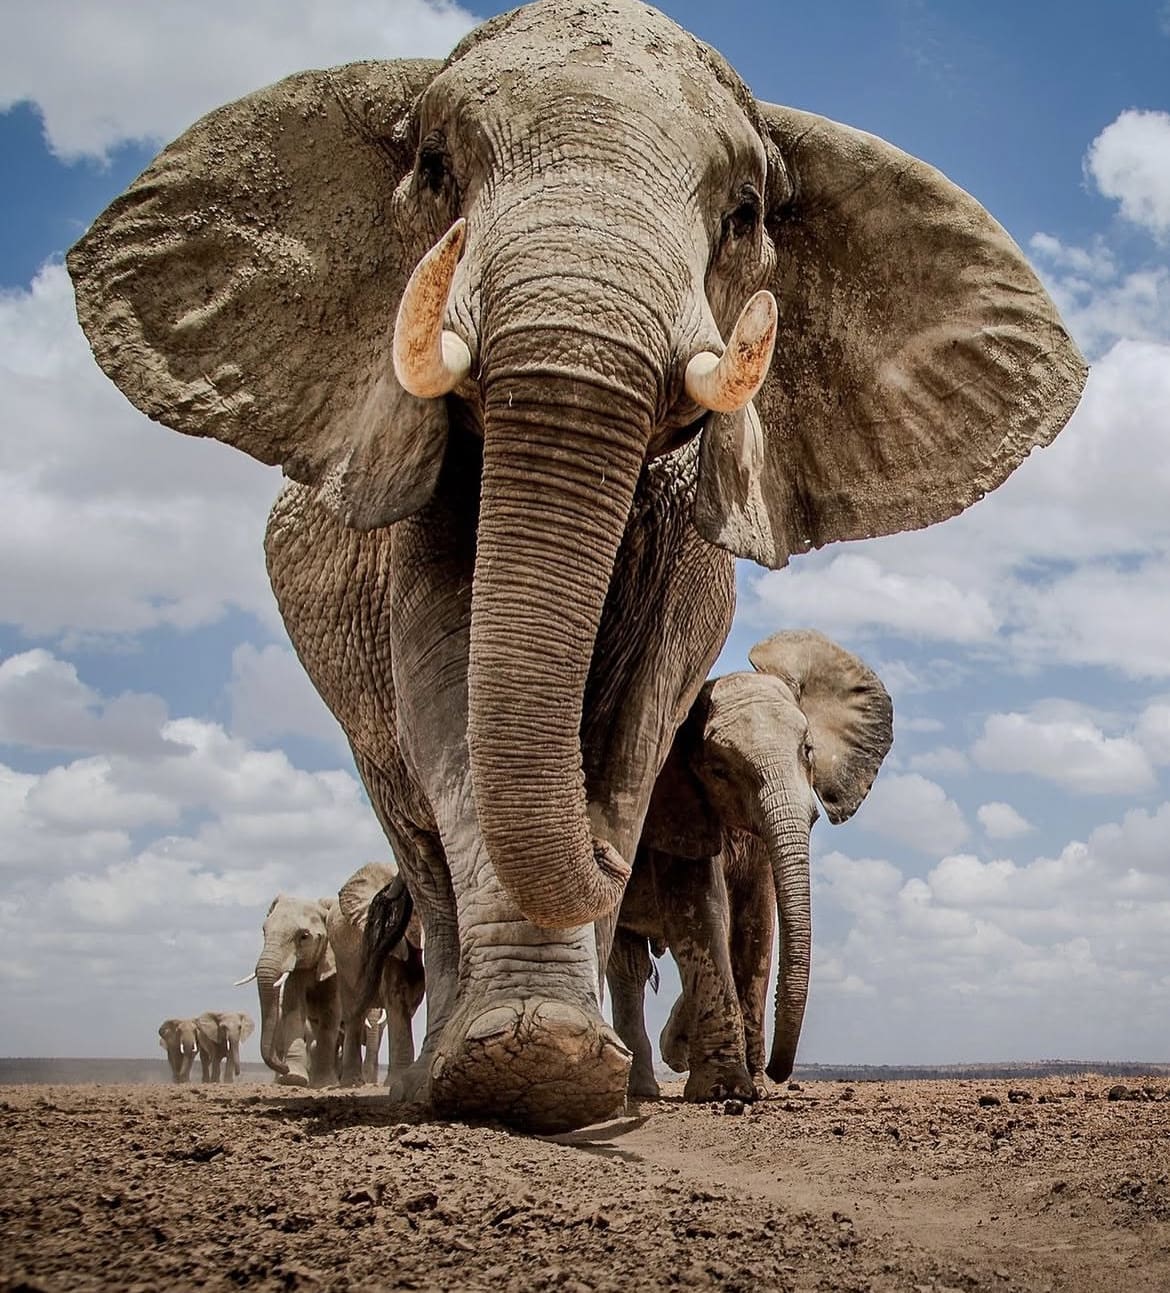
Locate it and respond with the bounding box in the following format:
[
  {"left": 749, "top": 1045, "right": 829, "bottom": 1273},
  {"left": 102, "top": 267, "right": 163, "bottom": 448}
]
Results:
[
  {"left": 606, "top": 927, "right": 659, "bottom": 1099},
  {"left": 426, "top": 778, "right": 631, "bottom": 1133},
  {"left": 338, "top": 1012, "right": 365, "bottom": 1087},
  {"left": 660, "top": 854, "right": 755, "bottom": 1102},
  {"left": 725, "top": 856, "right": 776, "bottom": 1095}
]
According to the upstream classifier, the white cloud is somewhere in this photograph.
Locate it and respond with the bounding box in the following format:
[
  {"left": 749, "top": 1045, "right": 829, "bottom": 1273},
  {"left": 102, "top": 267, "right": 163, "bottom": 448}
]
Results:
[
  {"left": 228, "top": 643, "right": 349, "bottom": 757},
  {"left": 972, "top": 711, "right": 1156, "bottom": 796},
  {"left": 907, "top": 746, "right": 970, "bottom": 777},
  {"left": 855, "top": 772, "right": 969, "bottom": 856},
  {"left": 1086, "top": 109, "right": 1170, "bottom": 240},
  {"left": 751, "top": 554, "right": 998, "bottom": 644},
  {"left": 0, "top": 264, "right": 280, "bottom": 638},
  {"left": 0, "top": 649, "right": 174, "bottom": 756},
  {"left": 976, "top": 801, "right": 1032, "bottom": 839},
  {"left": 1136, "top": 700, "right": 1170, "bottom": 764},
  {"left": 0, "top": 0, "right": 478, "bottom": 161}
]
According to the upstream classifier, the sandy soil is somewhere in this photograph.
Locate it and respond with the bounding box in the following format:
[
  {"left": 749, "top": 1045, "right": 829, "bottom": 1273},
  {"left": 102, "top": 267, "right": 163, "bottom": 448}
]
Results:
[{"left": 2, "top": 1075, "right": 1168, "bottom": 1292}]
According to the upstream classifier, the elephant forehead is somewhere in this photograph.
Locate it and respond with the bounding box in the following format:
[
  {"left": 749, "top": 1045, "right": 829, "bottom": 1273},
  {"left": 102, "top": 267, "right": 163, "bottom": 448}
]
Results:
[
  {"left": 704, "top": 673, "right": 804, "bottom": 745},
  {"left": 438, "top": 0, "right": 756, "bottom": 142}
]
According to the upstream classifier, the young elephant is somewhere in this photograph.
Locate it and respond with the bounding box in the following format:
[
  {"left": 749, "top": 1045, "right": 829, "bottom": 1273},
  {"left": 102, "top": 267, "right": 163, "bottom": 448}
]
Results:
[
  {"left": 194, "top": 1010, "right": 255, "bottom": 1083},
  {"left": 327, "top": 862, "right": 425, "bottom": 1086},
  {"left": 611, "top": 630, "right": 892, "bottom": 1101},
  {"left": 158, "top": 1017, "right": 199, "bottom": 1083}
]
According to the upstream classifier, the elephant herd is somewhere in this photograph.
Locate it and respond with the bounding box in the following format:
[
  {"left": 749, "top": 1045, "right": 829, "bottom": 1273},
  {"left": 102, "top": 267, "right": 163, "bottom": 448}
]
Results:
[
  {"left": 78, "top": 0, "right": 1085, "bottom": 1131},
  {"left": 160, "top": 862, "right": 424, "bottom": 1087}
]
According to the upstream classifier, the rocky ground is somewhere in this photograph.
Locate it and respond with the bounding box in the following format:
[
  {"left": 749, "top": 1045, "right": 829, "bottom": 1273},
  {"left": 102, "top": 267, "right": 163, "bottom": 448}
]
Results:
[{"left": 2, "top": 1074, "right": 1168, "bottom": 1292}]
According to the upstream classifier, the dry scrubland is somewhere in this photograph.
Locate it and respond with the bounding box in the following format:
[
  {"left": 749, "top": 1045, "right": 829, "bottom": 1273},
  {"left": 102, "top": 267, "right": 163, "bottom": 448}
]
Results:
[{"left": 2, "top": 1076, "right": 1169, "bottom": 1292}]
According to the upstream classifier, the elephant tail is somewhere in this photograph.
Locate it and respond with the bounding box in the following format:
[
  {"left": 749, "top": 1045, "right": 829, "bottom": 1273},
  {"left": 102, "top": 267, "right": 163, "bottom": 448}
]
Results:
[{"left": 355, "top": 877, "right": 415, "bottom": 1016}]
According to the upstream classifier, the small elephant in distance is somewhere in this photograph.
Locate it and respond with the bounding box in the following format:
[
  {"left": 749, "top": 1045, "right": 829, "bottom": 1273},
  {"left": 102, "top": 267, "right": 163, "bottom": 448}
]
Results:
[
  {"left": 237, "top": 893, "right": 341, "bottom": 1088},
  {"left": 610, "top": 629, "right": 893, "bottom": 1102},
  {"left": 327, "top": 862, "right": 425, "bottom": 1086},
  {"left": 194, "top": 1010, "right": 255, "bottom": 1084},
  {"left": 158, "top": 1017, "right": 198, "bottom": 1083}
]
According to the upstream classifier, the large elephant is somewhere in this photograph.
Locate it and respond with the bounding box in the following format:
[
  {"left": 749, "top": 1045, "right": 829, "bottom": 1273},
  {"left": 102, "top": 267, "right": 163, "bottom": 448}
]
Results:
[
  {"left": 240, "top": 894, "right": 342, "bottom": 1088},
  {"left": 194, "top": 1010, "right": 255, "bottom": 1084},
  {"left": 611, "top": 630, "right": 892, "bottom": 1101},
  {"left": 158, "top": 1018, "right": 198, "bottom": 1084},
  {"left": 69, "top": 0, "right": 1084, "bottom": 1130},
  {"left": 327, "top": 862, "right": 425, "bottom": 1086}
]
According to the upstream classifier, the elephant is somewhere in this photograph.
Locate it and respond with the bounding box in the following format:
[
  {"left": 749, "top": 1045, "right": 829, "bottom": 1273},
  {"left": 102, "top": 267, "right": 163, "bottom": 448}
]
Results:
[
  {"left": 194, "top": 1010, "right": 255, "bottom": 1084},
  {"left": 238, "top": 894, "right": 342, "bottom": 1088},
  {"left": 68, "top": 0, "right": 1085, "bottom": 1131},
  {"left": 158, "top": 1018, "right": 199, "bottom": 1084},
  {"left": 610, "top": 629, "right": 892, "bottom": 1101},
  {"left": 327, "top": 862, "right": 425, "bottom": 1086}
]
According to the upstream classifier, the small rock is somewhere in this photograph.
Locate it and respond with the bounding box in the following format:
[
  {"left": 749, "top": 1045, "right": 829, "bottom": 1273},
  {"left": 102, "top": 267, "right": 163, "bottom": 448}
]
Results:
[
  {"left": 1007, "top": 1089, "right": 1032, "bottom": 1104},
  {"left": 978, "top": 1094, "right": 1001, "bottom": 1108},
  {"left": 403, "top": 1190, "right": 438, "bottom": 1213},
  {"left": 1107, "top": 1085, "right": 1130, "bottom": 1102},
  {"left": 839, "top": 1087, "right": 855, "bottom": 1102},
  {"left": 788, "top": 1082, "right": 802, "bottom": 1092},
  {"left": 831, "top": 1122, "right": 845, "bottom": 1137},
  {"left": 1052, "top": 1180, "right": 1067, "bottom": 1193},
  {"left": 723, "top": 1099, "right": 745, "bottom": 1116},
  {"left": 886, "top": 1125, "right": 901, "bottom": 1141}
]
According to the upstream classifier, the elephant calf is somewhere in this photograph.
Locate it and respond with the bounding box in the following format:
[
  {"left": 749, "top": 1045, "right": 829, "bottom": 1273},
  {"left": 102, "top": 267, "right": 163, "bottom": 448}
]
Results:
[
  {"left": 611, "top": 630, "right": 892, "bottom": 1101},
  {"left": 327, "top": 862, "right": 424, "bottom": 1086}
]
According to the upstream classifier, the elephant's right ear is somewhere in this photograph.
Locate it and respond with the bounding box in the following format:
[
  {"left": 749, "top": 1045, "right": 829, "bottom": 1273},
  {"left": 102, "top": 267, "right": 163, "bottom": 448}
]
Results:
[
  {"left": 641, "top": 698, "right": 723, "bottom": 860},
  {"left": 239, "top": 1014, "right": 256, "bottom": 1044},
  {"left": 750, "top": 630, "right": 893, "bottom": 824},
  {"left": 67, "top": 59, "right": 448, "bottom": 531},
  {"left": 696, "top": 104, "right": 1087, "bottom": 569}
]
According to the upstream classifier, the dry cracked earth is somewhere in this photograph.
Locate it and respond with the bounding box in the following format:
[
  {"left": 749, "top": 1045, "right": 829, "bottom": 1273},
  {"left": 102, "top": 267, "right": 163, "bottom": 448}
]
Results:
[{"left": 2, "top": 1075, "right": 1169, "bottom": 1292}]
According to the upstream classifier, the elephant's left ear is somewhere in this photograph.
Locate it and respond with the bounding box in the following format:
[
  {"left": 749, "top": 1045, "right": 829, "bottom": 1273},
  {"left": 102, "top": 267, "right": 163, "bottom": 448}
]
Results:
[
  {"left": 239, "top": 1014, "right": 256, "bottom": 1043},
  {"left": 750, "top": 630, "right": 892, "bottom": 823},
  {"left": 67, "top": 59, "right": 449, "bottom": 531},
  {"left": 696, "top": 104, "right": 1087, "bottom": 569}
]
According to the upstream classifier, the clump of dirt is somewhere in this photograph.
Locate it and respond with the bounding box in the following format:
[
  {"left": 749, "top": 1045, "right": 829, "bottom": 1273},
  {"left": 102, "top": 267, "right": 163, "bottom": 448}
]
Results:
[{"left": 2, "top": 1075, "right": 1168, "bottom": 1291}]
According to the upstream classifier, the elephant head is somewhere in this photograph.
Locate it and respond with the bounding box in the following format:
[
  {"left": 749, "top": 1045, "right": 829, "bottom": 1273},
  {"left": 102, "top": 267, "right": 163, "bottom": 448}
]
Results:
[
  {"left": 195, "top": 1010, "right": 256, "bottom": 1080},
  {"left": 68, "top": 1, "right": 1084, "bottom": 932},
  {"left": 252, "top": 895, "right": 336, "bottom": 1076},
  {"left": 644, "top": 630, "right": 892, "bottom": 1082},
  {"left": 158, "top": 1017, "right": 198, "bottom": 1083}
]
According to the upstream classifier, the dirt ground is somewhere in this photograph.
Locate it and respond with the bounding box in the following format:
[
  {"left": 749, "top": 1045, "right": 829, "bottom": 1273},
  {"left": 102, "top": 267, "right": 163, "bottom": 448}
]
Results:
[{"left": 2, "top": 1075, "right": 1168, "bottom": 1292}]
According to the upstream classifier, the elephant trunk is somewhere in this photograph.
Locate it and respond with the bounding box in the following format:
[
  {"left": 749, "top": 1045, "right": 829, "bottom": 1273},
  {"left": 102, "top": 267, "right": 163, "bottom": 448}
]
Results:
[
  {"left": 467, "top": 348, "right": 654, "bottom": 929},
  {"left": 256, "top": 951, "right": 290, "bottom": 1076},
  {"left": 757, "top": 783, "right": 813, "bottom": 1083}
]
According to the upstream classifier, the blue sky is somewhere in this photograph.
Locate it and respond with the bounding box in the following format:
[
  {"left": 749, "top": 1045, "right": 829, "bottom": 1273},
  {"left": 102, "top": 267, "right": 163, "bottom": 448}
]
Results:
[{"left": 1, "top": 0, "right": 1169, "bottom": 1067}]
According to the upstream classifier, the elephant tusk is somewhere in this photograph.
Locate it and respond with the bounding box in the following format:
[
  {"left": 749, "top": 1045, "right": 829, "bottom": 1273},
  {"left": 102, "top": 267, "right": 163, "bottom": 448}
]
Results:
[
  {"left": 374, "top": 1008, "right": 387, "bottom": 1026},
  {"left": 684, "top": 290, "right": 778, "bottom": 413},
  {"left": 393, "top": 219, "right": 472, "bottom": 398},
  {"left": 234, "top": 972, "right": 256, "bottom": 987}
]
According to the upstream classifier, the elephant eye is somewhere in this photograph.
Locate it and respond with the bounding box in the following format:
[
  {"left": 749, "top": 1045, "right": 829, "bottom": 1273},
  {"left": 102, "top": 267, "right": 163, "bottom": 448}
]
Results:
[
  {"left": 724, "top": 184, "right": 762, "bottom": 241},
  {"left": 417, "top": 133, "right": 451, "bottom": 195},
  {"left": 297, "top": 928, "right": 311, "bottom": 941}
]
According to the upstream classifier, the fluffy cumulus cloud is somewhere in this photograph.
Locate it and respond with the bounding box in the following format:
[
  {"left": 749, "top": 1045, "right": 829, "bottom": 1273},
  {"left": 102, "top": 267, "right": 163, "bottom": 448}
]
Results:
[
  {"left": 976, "top": 802, "right": 1032, "bottom": 840},
  {"left": 1, "top": 265, "right": 280, "bottom": 638},
  {"left": 804, "top": 804, "right": 1170, "bottom": 1063},
  {"left": 1086, "top": 109, "right": 1170, "bottom": 240},
  {"left": 228, "top": 643, "right": 350, "bottom": 757},
  {"left": 0, "top": 0, "right": 478, "bottom": 161},
  {"left": 855, "top": 772, "right": 969, "bottom": 856},
  {"left": 0, "top": 650, "right": 386, "bottom": 1053},
  {"left": 972, "top": 710, "right": 1157, "bottom": 796}
]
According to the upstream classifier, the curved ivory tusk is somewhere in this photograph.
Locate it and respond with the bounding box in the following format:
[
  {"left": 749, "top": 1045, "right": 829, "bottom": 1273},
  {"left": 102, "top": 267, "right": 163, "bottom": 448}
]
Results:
[
  {"left": 233, "top": 972, "right": 256, "bottom": 987},
  {"left": 375, "top": 1008, "right": 387, "bottom": 1026},
  {"left": 393, "top": 219, "right": 472, "bottom": 398},
  {"left": 685, "top": 290, "right": 778, "bottom": 413}
]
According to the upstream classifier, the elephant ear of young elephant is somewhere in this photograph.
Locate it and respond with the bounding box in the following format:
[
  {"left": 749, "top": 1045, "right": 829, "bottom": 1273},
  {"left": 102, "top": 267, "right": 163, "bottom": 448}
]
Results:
[
  {"left": 695, "top": 104, "right": 1088, "bottom": 570},
  {"left": 67, "top": 59, "right": 447, "bottom": 531},
  {"left": 337, "top": 862, "right": 399, "bottom": 932},
  {"left": 237, "top": 1013, "right": 256, "bottom": 1044},
  {"left": 749, "top": 630, "right": 893, "bottom": 824}
]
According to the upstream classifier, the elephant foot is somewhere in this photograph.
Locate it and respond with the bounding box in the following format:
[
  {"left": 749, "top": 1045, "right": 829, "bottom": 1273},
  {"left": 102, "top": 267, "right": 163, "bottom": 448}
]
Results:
[
  {"left": 749, "top": 1071, "right": 775, "bottom": 1100},
  {"left": 430, "top": 998, "right": 631, "bottom": 1134},
  {"left": 627, "top": 1059, "right": 661, "bottom": 1100},
  {"left": 385, "top": 1058, "right": 431, "bottom": 1104},
  {"left": 659, "top": 1011, "right": 689, "bottom": 1074},
  {"left": 683, "top": 1060, "right": 756, "bottom": 1103},
  {"left": 275, "top": 1040, "right": 310, "bottom": 1088}
]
